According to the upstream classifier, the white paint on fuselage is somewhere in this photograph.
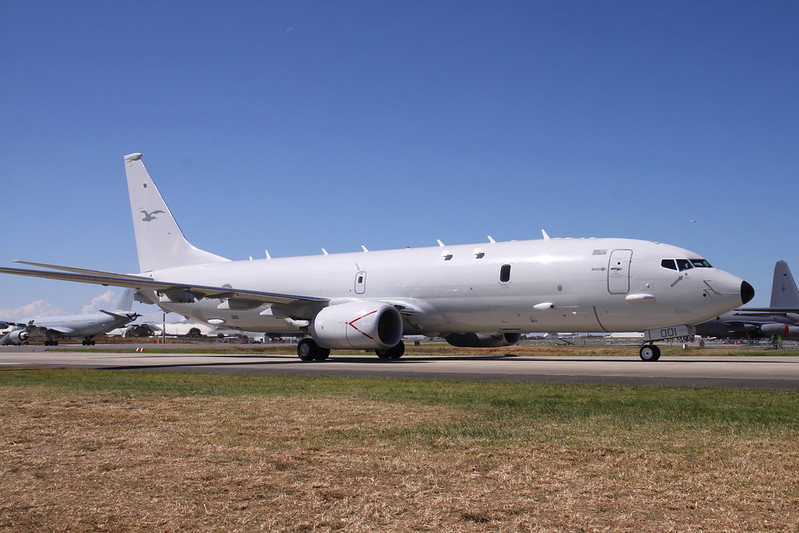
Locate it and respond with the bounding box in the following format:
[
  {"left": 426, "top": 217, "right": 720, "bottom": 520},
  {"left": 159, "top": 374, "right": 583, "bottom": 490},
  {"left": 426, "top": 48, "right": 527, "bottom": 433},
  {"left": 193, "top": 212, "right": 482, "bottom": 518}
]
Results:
[{"left": 144, "top": 237, "right": 744, "bottom": 336}]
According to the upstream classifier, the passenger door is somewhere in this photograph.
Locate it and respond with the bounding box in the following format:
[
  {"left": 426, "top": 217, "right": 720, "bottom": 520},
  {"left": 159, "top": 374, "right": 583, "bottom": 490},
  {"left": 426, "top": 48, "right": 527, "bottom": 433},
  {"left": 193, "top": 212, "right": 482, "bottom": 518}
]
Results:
[{"left": 608, "top": 249, "right": 632, "bottom": 294}]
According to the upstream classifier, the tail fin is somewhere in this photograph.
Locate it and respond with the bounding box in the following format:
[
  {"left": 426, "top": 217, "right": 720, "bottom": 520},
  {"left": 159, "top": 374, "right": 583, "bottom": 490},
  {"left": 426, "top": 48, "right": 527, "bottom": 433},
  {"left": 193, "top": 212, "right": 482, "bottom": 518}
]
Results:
[
  {"left": 769, "top": 260, "right": 799, "bottom": 308},
  {"left": 113, "top": 288, "right": 135, "bottom": 311},
  {"left": 124, "top": 153, "right": 228, "bottom": 272}
]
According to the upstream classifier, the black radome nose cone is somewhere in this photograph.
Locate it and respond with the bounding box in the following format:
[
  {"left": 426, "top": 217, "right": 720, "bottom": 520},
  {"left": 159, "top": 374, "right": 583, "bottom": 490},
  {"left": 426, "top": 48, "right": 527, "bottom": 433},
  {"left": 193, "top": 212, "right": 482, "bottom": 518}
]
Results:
[{"left": 741, "top": 281, "right": 755, "bottom": 305}]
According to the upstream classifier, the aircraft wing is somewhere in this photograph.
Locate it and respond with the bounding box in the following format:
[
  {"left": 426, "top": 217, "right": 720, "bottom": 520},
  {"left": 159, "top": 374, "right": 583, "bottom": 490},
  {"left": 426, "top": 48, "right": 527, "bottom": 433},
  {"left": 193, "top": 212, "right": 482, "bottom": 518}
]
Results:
[
  {"left": 730, "top": 308, "right": 799, "bottom": 317},
  {"left": 0, "top": 263, "right": 329, "bottom": 306},
  {"left": 40, "top": 326, "right": 75, "bottom": 335}
]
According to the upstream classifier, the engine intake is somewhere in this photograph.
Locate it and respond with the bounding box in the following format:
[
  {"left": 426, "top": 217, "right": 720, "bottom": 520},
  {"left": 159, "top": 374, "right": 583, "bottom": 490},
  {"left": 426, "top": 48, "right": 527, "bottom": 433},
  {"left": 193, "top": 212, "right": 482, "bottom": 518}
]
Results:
[
  {"left": 311, "top": 301, "right": 403, "bottom": 350},
  {"left": 444, "top": 332, "right": 522, "bottom": 348}
]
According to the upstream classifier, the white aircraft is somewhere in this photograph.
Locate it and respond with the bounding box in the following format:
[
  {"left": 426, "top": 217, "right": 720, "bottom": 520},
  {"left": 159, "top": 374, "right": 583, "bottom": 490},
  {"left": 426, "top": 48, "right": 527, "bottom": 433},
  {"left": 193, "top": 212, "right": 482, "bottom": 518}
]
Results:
[
  {"left": 0, "top": 289, "right": 138, "bottom": 346},
  {"left": 0, "top": 153, "right": 753, "bottom": 361}
]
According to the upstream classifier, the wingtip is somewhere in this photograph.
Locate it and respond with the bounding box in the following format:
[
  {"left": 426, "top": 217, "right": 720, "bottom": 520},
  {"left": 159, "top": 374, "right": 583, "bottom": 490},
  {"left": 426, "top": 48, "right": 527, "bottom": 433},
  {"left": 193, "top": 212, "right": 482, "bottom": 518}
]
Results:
[{"left": 124, "top": 153, "right": 143, "bottom": 162}]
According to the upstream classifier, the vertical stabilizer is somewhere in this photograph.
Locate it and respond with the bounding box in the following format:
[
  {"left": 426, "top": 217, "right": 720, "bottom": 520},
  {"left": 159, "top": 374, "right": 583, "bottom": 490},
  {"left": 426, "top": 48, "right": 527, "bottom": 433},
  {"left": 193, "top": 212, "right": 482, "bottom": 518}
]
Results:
[
  {"left": 113, "top": 288, "right": 135, "bottom": 311},
  {"left": 769, "top": 260, "right": 799, "bottom": 308},
  {"left": 124, "top": 153, "right": 228, "bottom": 272}
]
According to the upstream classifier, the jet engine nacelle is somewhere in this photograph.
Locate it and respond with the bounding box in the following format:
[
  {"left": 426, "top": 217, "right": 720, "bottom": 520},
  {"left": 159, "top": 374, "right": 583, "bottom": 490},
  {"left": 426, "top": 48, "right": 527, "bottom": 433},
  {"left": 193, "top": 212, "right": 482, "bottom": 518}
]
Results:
[
  {"left": 311, "top": 301, "right": 403, "bottom": 350},
  {"left": 6, "top": 330, "right": 30, "bottom": 345},
  {"left": 444, "top": 332, "right": 522, "bottom": 348},
  {"left": 760, "top": 323, "right": 799, "bottom": 340}
]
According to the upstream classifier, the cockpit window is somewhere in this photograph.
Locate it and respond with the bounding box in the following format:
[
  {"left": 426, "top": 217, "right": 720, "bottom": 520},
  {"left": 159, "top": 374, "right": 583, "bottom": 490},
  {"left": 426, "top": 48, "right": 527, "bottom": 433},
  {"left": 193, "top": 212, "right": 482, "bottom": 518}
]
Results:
[
  {"left": 662, "top": 258, "right": 713, "bottom": 271},
  {"left": 661, "top": 259, "right": 677, "bottom": 271}
]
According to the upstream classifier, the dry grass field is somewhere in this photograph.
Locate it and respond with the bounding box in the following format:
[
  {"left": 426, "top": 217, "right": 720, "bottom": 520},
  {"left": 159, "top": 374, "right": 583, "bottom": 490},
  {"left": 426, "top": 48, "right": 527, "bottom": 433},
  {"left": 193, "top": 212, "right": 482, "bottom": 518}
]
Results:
[{"left": 1, "top": 370, "right": 797, "bottom": 532}]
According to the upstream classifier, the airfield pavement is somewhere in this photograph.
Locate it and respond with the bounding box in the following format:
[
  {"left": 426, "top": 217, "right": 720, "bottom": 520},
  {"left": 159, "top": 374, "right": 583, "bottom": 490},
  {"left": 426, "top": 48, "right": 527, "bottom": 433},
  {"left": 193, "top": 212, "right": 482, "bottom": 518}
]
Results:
[{"left": 2, "top": 345, "right": 799, "bottom": 389}]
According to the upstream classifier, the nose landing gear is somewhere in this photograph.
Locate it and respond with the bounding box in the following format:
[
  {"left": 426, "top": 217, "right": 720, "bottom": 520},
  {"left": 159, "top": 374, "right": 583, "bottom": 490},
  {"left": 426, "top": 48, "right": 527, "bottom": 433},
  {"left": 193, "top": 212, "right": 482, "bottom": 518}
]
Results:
[{"left": 639, "top": 344, "right": 661, "bottom": 361}]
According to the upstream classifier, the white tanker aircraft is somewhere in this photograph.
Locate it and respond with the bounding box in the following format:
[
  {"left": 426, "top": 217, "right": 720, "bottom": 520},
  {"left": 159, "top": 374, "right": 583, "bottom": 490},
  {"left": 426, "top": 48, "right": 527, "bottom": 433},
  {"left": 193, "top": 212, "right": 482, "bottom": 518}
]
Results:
[{"left": 0, "top": 153, "right": 753, "bottom": 361}]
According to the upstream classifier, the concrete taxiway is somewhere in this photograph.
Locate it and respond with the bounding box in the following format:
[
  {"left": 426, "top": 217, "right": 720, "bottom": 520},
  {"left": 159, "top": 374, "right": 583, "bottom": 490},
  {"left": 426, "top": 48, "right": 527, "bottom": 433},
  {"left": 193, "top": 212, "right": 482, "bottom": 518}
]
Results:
[{"left": 2, "top": 346, "right": 799, "bottom": 389}]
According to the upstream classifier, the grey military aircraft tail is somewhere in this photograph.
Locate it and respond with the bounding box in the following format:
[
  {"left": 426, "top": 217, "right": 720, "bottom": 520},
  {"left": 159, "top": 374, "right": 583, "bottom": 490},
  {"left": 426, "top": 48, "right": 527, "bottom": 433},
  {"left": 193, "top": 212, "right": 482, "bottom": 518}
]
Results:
[{"left": 769, "top": 260, "right": 799, "bottom": 309}]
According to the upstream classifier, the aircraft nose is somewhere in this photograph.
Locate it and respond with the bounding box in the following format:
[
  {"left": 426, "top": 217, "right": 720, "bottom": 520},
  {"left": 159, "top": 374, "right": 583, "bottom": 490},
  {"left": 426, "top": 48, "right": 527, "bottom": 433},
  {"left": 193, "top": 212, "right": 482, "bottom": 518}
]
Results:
[{"left": 741, "top": 280, "right": 755, "bottom": 305}]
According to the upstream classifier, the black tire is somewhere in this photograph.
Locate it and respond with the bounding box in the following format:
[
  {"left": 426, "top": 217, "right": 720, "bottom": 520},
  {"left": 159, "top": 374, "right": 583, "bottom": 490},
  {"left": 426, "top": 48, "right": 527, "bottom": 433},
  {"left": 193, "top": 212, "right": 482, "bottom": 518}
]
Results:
[
  {"left": 297, "top": 338, "right": 317, "bottom": 361},
  {"left": 376, "top": 340, "right": 405, "bottom": 360},
  {"left": 639, "top": 344, "right": 661, "bottom": 361},
  {"left": 297, "top": 338, "right": 330, "bottom": 361}
]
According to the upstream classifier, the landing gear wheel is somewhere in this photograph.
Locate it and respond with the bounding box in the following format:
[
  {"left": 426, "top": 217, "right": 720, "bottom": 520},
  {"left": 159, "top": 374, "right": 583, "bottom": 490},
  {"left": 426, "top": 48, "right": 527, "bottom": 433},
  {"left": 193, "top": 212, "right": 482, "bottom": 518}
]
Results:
[
  {"left": 297, "top": 338, "right": 330, "bottom": 362},
  {"left": 297, "top": 338, "right": 316, "bottom": 361},
  {"left": 375, "top": 340, "right": 405, "bottom": 360},
  {"left": 639, "top": 344, "right": 661, "bottom": 361}
]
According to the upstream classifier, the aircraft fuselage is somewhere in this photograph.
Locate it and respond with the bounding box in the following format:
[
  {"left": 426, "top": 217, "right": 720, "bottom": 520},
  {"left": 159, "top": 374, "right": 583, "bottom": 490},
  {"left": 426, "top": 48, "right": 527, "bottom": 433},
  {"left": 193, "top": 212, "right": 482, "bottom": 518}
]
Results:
[{"left": 145, "top": 236, "right": 746, "bottom": 336}]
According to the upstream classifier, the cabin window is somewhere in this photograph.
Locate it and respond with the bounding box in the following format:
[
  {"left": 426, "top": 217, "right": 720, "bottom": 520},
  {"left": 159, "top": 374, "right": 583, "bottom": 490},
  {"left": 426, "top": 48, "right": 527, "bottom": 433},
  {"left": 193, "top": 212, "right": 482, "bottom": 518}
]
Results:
[
  {"left": 500, "top": 264, "right": 511, "bottom": 283},
  {"left": 661, "top": 259, "right": 677, "bottom": 271}
]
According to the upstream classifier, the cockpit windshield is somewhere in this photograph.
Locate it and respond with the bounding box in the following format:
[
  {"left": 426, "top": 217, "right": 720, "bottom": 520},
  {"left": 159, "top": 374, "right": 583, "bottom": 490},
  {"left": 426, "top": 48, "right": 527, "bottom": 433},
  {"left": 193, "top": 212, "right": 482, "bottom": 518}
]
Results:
[
  {"left": 689, "top": 259, "right": 712, "bottom": 268},
  {"left": 661, "top": 258, "right": 713, "bottom": 271}
]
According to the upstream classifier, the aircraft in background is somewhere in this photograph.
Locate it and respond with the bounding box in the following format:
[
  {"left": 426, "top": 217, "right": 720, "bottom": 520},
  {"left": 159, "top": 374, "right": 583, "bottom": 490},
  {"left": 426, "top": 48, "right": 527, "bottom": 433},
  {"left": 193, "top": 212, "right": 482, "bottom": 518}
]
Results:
[
  {"left": 695, "top": 260, "right": 799, "bottom": 340},
  {"left": 0, "top": 289, "right": 139, "bottom": 346},
  {"left": 0, "top": 153, "right": 753, "bottom": 361}
]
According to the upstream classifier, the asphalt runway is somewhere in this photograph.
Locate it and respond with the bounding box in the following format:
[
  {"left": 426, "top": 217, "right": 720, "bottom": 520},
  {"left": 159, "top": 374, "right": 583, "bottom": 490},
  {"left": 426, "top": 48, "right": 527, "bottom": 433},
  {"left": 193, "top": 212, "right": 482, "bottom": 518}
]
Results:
[{"left": 2, "top": 345, "right": 799, "bottom": 389}]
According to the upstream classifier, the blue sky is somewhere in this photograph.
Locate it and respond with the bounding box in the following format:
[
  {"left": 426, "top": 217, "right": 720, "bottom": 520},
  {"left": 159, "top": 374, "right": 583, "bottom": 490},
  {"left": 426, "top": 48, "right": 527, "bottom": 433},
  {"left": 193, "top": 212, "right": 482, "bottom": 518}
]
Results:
[{"left": 1, "top": 0, "right": 797, "bottom": 319}]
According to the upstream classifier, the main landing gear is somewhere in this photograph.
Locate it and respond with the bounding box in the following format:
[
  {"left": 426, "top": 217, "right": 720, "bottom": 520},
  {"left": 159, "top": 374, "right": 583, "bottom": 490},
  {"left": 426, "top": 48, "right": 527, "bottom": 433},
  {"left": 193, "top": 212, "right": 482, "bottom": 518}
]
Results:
[
  {"left": 297, "top": 338, "right": 330, "bottom": 361},
  {"left": 376, "top": 340, "right": 405, "bottom": 360},
  {"left": 296, "top": 339, "right": 406, "bottom": 361},
  {"left": 639, "top": 344, "right": 661, "bottom": 361}
]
